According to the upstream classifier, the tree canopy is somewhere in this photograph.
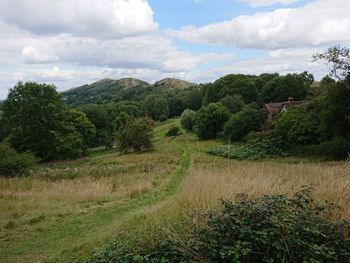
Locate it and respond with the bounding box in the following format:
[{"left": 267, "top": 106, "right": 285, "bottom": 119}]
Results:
[
  {"left": 195, "top": 103, "right": 230, "bottom": 139},
  {"left": 2, "top": 82, "right": 96, "bottom": 160}
]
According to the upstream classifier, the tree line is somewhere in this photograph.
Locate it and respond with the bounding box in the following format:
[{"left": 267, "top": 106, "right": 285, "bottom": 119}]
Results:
[{"left": 0, "top": 45, "right": 349, "bottom": 176}]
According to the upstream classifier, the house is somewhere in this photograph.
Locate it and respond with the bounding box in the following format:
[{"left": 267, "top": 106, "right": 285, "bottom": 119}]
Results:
[
  {"left": 265, "top": 97, "right": 306, "bottom": 123},
  {"left": 265, "top": 102, "right": 284, "bottom": 123}
]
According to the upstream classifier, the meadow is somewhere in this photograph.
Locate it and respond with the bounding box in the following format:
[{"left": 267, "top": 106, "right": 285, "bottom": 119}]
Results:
[{"left": 0, "top": 119, "right": 349, "bottom": 262}]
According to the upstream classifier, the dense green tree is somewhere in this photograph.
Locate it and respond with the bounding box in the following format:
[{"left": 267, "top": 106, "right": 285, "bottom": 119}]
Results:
[
  {"left": 168, "top": 96, "right": 184, "bottom": 117},
  {"left": 320, "top": 75, "right": 336, "bottom": 89},
  {"left": 61, "top": 109, "right": 96, "bottom": 154},
  {"left": 274, "top": 109, "right": 320, "bottom": 144},
  {"left": 224, "top": 107, "right": 264, "bottom": 141},
  {"left": 143, "top": 95, "right": 169, "bottom": 121},
  {"left": 183, "top": 88, "right": 202, "bottom": 110},
  {"left": 318, "top": 83, "right": 350, "bottom": 139},
  {"left": 116, "top": 118, "right": 154, "bottom": 153},
  {"left": 220, "top": 95, "right": 245, "bottom": 114},
  {"left": 205, "top": 74, "right": 258, "bottom": 104},
  {"left": 261, "top": 73, "right": 309, "bottom": 102},
  {"left": 195, "top": 103, "right": 230, "bottom": 139},
  {"left": 180, "top": 109, "right": 197, "bottom": 131},
  {"left": 79, "top": 104, "right": 115, "bottom": 148},
  {"left": 114, "top": 101, "right": 144, "bottom": 118},
  {"left": 2, "top": 82, "right": 96, "bottom": 160}
]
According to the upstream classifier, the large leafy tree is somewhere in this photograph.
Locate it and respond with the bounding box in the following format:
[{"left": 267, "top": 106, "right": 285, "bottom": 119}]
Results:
[
  {"left": 2, "top": 82, "right": 96, "bottom": 160},
  {"left": 203, "top": 74, "right": 258, "bottom": 105},
  {"left": 195, "top": 103, "right": 230, "bottom": 139},
  {"left": 116, "top": 117, "right": 154, "bottom": 153},
  {"left": 274, "top": 109, "right": 320, "bottom": 144},
  {"left": 79, "top": 104, "right": 115, "bottom": 148},
  {"left": 168, "top": 96, "right": 184, "bottom": 117},
  {"left": 261, "top": 73, "right": 309, "bottom": 102},
  {"left": 183, "top": 88, "right": 202, "bottom": 111},
  {"left": 313, "top": 45, "right": 350, "bottom": 89},
  {"left": 180, "top": 109, "right": 197, "bottom": 131},
  {"left": 143, "top": 94, "right": 169, "bottom": 121},
  {"left": 224, "top": 106, "right": 264, "bottom": 141},
  {"left": 313, "top": 46, "right": 350, "bottom": 138},
  {"left": 220, "top": 95, "right": 245, "bottom": 114}
]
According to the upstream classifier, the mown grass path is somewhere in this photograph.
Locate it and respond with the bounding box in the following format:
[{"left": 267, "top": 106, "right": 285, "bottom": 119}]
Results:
[{"left": 0, "top": 132, "right": 192, "bottom": 263}]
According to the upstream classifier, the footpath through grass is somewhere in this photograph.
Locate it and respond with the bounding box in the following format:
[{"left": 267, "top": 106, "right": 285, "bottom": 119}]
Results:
[{"left": 0, "top": 120, "right": 191, "bottom": 263}]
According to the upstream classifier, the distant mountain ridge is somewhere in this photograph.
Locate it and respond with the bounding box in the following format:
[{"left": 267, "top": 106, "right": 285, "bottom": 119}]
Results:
[{"left": 62, "top": 77, "right": 196, "bottom": 106}]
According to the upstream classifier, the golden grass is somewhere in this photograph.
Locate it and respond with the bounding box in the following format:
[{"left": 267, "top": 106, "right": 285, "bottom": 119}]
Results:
[{"left": 177, "top": 156, "right": 350, "bottom": 220}]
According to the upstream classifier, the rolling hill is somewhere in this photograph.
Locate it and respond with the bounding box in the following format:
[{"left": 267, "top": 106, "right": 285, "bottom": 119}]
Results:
[{"left": 62, "top": 77, "right": 196, "bottom": 106}]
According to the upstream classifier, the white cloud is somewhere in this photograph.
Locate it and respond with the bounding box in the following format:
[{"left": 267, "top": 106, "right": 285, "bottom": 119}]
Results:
[
  {"left": 11, "top": 34, "right": 235, "bottom": 73},
  {"left": 168, "top": 0, "right": 350, "bottom": 50},
  {"left": 21, "top": 46, "right": 59, "bottom": 64},
  {"left": 0, "top": 0, "right": 158, "bottom": 39},
  {"left": 242, "top": 0, "right": 301, "bottom": 7}
]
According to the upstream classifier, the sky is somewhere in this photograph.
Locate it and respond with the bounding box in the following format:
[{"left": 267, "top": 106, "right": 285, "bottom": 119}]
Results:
[{"left": 0, "top": 0, "right": 350, "bottom": 99}]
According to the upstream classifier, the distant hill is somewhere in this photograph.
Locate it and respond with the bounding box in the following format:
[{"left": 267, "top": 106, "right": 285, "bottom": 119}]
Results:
[
  {"left": 153, "top": 78, "right": 195, "bottom": 90},
  {"left": 62, "top": 77, "right": 197, "bottom": 106}
]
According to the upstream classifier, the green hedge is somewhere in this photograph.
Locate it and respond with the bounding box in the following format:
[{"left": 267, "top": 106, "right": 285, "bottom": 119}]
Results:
[{"left": 0, "top": 143, "right": 35, "bottom": 177}]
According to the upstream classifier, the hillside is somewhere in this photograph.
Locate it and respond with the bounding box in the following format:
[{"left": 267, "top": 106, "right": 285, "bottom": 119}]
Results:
[
  {"left": 62, "top": 78, "right": 151, "bottom": 106},
  {"left": 153, "top": 78, "right": 195, "bottom": 90},
  {"left": 62, "top": 77, "right": 196, "bottom": 106}
]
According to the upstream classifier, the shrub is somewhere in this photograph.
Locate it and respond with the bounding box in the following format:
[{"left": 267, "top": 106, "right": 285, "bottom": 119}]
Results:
[
  {"left": 302, "top": 137, "right": 350, "bottom": 160},
  {"left": 195, "top": 103, "right": 230, "bottom": 139},
  {"left": 166, "top": 126, "right": 181, "bottom": 137},
  {"left": 223, "top": 106, "right": 264, "bottom": 141},
  {"left": 116, "top": 117, "right": 154, "bottom": 153},
  {"left": 208, "top": 136, "right": 286, "bottom": 160},
  {"left": 180, "top": 109, "right": 196, "bottom": 131},
  {"left": 83, "top": 189, "right": 350, "bottom": 263},
  {"left": 0, "top": 144, "right": 35, "bottom": 177}
]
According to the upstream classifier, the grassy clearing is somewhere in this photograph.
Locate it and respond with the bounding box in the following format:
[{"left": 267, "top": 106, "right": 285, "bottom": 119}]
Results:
[
  {"left": 177, "top": 155, "right": 350, "bottom": 221},
  {"left": 1, "top": 119, "right": 349, "bottom": 262},
  {"left": 0, "top": 120, "right": 189, "bottom": 263}
]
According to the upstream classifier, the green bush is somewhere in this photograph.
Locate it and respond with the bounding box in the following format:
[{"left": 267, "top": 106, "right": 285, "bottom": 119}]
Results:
[
  {"left": 302, "top": 137, "right": 350, "bottom": 160},
  {"left": 165, "top": 126, "right": 181, "bottom": 137},
  {"left": 223, "top": 107, "right": 264, "bottom": 141},
  {"left": 180, "top": 109, "right": 196, "bottom": 131},
  {"left": 208, "top": 136, "right": 286, "bottom": 160},
  {"left": 83, "top": 189, "right": 350, "bottom": 263},
  {"left": 0, "top": 144, "right": 35, "bottom": 177}
]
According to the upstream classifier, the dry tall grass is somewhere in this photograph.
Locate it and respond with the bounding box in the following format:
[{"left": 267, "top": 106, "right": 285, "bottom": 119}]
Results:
[{"left": 178, "top": 157, "right": 350, "bottom": 220}]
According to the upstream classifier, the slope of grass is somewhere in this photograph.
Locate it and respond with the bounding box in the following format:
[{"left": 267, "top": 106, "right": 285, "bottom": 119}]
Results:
[
  {"left": 0, "top": 120, "right": 190, "bottom": 263},
  {"left": 1, "top": 119, "right": 350, "bottom": 263}
]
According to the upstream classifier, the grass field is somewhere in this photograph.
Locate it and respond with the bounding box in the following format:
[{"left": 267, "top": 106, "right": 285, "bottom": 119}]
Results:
[{"left": 0, "top": 119, "right": 349, "bottom": 262}]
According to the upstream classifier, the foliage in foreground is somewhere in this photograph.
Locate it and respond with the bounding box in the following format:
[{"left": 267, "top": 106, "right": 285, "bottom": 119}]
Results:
[
  {"left": 83, "top": 189, "right": 350, "bottom": 263},
  {"left": 208, "top": 136, "right": 286, "bottom": 160},
  {"left": 0, "top": 143, "right": 35, "bottom": 177}
]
